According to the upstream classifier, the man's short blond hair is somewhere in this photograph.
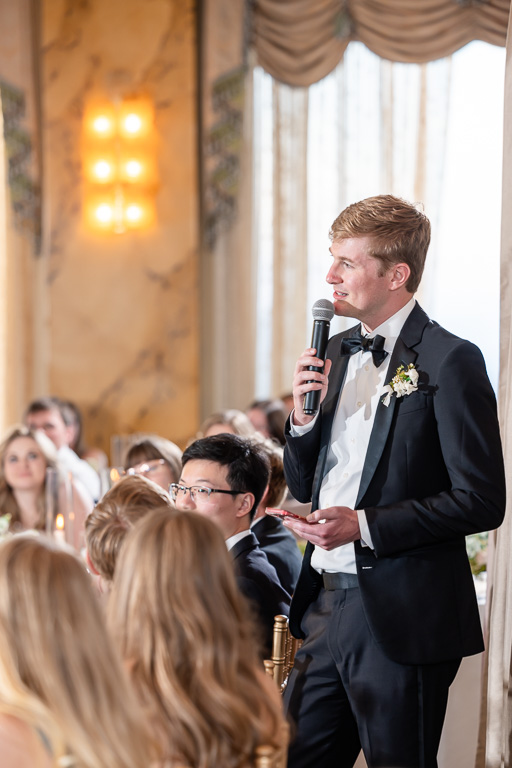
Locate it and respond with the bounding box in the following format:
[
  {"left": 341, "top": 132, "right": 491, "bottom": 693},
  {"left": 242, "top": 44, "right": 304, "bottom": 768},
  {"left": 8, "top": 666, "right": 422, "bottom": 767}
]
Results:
[
  {"left": 85, "top": 475, "right": 174, "bottom": 582},
  {"left": 329, "top": 195, "right": 431, "bottom": 294}
]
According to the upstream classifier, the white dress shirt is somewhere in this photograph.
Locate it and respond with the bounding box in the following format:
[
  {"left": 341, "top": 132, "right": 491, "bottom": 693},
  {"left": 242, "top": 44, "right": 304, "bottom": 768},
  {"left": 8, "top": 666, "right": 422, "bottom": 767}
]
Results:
[
  {"left": 291, "top": 298, "right": 416, "bottom": 574},
  {"left": 57, "top": 445, "right": 101, "bottom": 502}
]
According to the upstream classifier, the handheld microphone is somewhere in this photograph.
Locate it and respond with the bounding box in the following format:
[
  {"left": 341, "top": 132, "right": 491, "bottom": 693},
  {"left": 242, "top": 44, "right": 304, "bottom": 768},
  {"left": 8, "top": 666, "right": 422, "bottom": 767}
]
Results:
[{"left": 303, "top": 299, "right": 335, "bottom": 415}]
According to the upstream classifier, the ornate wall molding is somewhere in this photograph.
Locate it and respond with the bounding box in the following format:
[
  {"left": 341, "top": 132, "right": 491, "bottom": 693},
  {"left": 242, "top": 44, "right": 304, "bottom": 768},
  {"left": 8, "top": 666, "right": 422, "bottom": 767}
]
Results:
[{"left": 0, "top": 80, "right": 41, "bottom": 252}]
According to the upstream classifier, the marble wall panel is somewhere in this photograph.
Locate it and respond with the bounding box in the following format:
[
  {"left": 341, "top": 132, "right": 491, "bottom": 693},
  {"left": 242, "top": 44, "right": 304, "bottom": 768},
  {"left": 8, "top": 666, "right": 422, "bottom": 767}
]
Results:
[
  {"left": 41, "top": 0, "right": 199, "bottom": 454},
  {"left": 0, "top": 0, "right": 41, "bottom": 431}
]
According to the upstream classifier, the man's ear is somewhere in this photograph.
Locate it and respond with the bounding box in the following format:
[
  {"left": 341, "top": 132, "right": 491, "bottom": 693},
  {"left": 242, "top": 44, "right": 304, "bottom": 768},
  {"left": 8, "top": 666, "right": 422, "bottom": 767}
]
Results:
[
  {"left": 389, "top": 262, "right": 411, "bottom": 291},
  {"left": 236, "top": 492, "right": 255, "bottom": 518}
]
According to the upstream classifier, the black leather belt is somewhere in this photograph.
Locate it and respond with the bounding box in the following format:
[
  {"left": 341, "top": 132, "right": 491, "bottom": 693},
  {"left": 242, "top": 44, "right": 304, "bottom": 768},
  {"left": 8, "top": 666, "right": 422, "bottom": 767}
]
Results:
[{"left": 322, "top": 572, "right": 359, "bottom": 590}]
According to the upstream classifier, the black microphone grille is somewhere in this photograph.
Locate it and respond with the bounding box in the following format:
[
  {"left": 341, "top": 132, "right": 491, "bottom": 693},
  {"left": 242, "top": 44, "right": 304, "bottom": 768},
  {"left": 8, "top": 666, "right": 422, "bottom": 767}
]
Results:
[{"left": 311, "top": 298, "right": 335, "bottom": 322}]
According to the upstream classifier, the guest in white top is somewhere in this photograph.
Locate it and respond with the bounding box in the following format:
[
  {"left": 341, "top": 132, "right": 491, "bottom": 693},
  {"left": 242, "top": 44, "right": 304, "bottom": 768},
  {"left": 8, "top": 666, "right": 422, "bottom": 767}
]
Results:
[{"left": 24, "top": 396, "right": 100, "bottom": 502}]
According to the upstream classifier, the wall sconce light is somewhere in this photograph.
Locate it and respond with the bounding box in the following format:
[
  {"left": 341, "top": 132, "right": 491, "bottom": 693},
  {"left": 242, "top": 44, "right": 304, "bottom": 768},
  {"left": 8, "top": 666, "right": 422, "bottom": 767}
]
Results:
[{"left": 82, "top": 97, "right": 157, "bottom": 233}]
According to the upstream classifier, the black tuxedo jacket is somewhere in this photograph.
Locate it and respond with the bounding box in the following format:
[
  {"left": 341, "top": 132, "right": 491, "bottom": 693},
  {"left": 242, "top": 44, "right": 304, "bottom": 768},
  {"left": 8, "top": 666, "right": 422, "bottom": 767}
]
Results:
[
  {"left": 252, "top": 514, "right": 303, "bottom": 595},
  {"left": 230, "top": 531, "right": 291, "bottom": 656},
  {"left": 284, "top": 304, "right": 505, "bottom": 665}
]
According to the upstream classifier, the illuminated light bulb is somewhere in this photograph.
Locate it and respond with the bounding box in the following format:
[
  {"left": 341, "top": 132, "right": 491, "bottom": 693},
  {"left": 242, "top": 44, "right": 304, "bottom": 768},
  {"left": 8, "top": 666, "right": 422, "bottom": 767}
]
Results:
[
  {"left": 124, "top": 113, "right": 143, "bottom": 134},
  {"left": 93, "top": 115, "right": 112, "bottom": 134},
  {"left": 125, "top": 160, "right": 142, "bottom": 178},
  {"left": 125, "top": 204, "right": 143, "bottom": 223},
  {"left": 95, "top": 204, "right": 114, "bottom": 224},
  {"left": 93, "top": 160, "right": 112, "bottom": 180},
  {"left": 54, "top": 513, "right": 65, "bottom": 543},
  {"left": 110, "top": 468, "right": 122, "bottom": 483}
]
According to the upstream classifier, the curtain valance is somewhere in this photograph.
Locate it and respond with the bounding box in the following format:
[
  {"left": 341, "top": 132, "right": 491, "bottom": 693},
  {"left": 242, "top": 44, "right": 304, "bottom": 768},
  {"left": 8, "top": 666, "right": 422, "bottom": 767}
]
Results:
[{"left": 252, "top": 0, "right": 511, "bottom": 86}]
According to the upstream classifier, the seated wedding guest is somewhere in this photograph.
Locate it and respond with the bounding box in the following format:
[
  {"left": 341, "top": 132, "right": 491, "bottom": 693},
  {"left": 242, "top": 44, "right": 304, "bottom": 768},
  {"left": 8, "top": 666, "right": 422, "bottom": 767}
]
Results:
[
  {"left": 279, "top": 392, "right": 294, "bottom": 416},
  {"left": 250, "top": 438, "right": 302, "bottom": 595},
  {"left": 198, "top": 408, "right": 256, "bottom": 438},
  {"left": 173, "top": 434, "right": 290, "bottom": 655},
  {"left": 108, "top": 508, "right": 287, "bottom": 768},
  {"left": 246, "top": 399, "right": 287, "bottom": 446},
  {"left": 123, "top": 434, "right": 182, "bottom": 491},
  {"left": 0, "top": 535, "right": 154, "bottom": 768},
  {"left": 0, "top": 426, "right": 92, "bottom": 544},
  {"left": 60, "top": 399, "right": 109, "bottom": 473},
  {"left": 25, "top": 396, "right": 100, "bottom": 502},
  {"left": 85, "top": 474, "right": 173, "bottom": 590}
]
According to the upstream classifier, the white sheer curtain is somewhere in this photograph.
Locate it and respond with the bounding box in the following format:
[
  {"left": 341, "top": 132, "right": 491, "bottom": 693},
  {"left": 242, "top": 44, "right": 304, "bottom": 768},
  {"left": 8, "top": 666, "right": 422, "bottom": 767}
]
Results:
[
  {"left": 253, "top": 41, "right": 504, "bottom": 400},
  {"left": 478, "top": 12, "right": 512, "bottom": 767},
  {"left": 251, "top": 39, "right": 505, "bottom": 768}
]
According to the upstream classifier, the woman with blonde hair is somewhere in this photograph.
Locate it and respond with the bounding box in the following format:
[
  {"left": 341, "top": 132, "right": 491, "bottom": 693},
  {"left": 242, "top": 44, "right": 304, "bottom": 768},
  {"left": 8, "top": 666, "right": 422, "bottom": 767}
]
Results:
[
  {"left": 0, "top": 535, "right": 154, "bottom": 767},
  {"left": 197, "top": 408, "right": 256, "bottom": 439},
  {"left": 85, "top": 474, "right": 173, "bottom": 588},
  {"left": 109, "top": 509, "right": 287, "bottom": 768},
  {"left": 0, "top": 426, "right": 92, "bottom": 541}
]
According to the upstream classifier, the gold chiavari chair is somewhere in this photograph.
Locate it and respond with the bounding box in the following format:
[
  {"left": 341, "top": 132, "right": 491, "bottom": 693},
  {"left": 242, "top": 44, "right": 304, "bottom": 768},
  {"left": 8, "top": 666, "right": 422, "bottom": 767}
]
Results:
[{"left": 264, "top": 614, "right": 302, "bottom": 693}]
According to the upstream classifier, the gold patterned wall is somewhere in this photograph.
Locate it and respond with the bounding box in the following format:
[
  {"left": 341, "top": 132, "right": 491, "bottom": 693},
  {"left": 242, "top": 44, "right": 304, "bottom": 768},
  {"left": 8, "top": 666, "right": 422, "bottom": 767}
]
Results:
[{"left": 39, "top": 0, "right": 199, "bottom": 453}]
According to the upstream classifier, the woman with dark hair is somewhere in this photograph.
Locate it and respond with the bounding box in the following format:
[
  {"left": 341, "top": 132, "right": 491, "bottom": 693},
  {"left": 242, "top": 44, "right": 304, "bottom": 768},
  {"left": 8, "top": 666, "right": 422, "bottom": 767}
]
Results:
[{"left": 246, "top": 400, "right": 287, "bottom": 446}]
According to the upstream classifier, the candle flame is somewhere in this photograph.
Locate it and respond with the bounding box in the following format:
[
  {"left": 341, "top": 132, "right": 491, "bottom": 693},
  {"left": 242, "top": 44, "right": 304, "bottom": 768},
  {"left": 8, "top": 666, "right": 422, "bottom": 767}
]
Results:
[{"left": 56, "top": 514, "right": 65, "bottom": 531}]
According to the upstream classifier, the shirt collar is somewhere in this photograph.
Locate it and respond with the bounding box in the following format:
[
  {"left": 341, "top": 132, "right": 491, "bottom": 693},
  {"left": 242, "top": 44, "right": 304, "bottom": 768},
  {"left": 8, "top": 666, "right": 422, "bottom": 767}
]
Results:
[
  {"left": 225, "top": 528, "right": 252, "bottom": 551},
  {"left": 362, "top": 297, "right": 416, "bottom": 355}
]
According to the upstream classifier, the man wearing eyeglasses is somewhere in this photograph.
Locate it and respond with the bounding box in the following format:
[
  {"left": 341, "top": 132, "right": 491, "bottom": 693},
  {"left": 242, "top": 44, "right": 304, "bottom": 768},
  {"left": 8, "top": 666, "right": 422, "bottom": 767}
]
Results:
[
  {"left": 25, "top": 396, "right": 100, "bottom": 503},
  {"left": 172, "top": 433, "right": 291, "bottom": 656}
]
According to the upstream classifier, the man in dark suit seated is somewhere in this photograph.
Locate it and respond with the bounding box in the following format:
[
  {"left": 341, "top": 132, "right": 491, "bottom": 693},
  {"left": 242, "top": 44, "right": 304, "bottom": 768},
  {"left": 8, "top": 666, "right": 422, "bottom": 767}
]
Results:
[
  {"left": 250, "top": 437, "right": 303, "bottom": 595},
  {"left": 280, "top": 195, "right": 505, "bottom": 768},
  {"left": 172, "top": 434, "right": 290, "bottom": 656}
]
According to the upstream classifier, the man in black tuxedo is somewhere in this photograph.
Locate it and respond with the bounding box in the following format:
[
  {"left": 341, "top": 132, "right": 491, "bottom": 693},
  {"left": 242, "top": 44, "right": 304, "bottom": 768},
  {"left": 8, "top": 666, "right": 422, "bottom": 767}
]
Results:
[
  {"left": 250, "top": 437, "right": 303, "bottom": 595},
  {"left": 280, "top": 195, "right": 505, "bottom": 768},
  {"left": 173, "top": 434, "right": 290, "bottom": 656}
]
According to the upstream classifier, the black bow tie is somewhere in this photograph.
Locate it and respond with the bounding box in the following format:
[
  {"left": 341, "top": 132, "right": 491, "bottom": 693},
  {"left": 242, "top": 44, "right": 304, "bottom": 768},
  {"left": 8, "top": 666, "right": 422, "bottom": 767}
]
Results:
[{"left": 340, "top": 329, "right": 388, "bottom": 367}]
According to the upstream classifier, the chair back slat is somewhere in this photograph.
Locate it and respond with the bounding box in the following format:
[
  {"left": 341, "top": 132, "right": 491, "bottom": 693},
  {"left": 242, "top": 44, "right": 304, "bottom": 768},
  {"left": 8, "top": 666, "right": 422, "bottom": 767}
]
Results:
[
  {"left": 265, "top": 614, "right": 302, "bottom": 693},
  {"left": 270, "top": 614, "right": 288, "bottom": 688}
]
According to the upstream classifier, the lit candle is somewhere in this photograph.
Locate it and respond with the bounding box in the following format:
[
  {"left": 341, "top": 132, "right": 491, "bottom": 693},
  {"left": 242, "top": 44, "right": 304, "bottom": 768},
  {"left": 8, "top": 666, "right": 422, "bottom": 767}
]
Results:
[{"left": 54, "top": 513, "right": 65, "bottom": 543}]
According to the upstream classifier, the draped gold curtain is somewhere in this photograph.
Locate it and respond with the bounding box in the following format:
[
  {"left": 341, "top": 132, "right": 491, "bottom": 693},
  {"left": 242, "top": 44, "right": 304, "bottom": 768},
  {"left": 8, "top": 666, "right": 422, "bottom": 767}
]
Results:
[
  {"left": 253, "top": 0, "right": 510, "bottom": 85},
  {"left": 476, "top": 11, "right": 512, "bottom": 766},
  {"left": 201, "top": 0, "right": 510, "bottom": 414},
  {"left": 199, "top": 1, "right": 257, "bottom": 416}
]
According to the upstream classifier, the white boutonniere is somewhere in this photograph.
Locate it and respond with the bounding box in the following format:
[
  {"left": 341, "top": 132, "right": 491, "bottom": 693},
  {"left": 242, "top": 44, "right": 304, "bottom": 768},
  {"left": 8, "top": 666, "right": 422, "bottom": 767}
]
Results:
[{"left": 382, "top": 363, "right": 419, "bottom": 407}]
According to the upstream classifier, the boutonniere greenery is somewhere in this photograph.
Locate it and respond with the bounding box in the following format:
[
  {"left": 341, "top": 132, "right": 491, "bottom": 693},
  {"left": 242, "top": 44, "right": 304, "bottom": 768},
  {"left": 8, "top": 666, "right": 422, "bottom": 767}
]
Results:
[
  {"left": 0, "top": 513, "right": 11, "bottom": 540},
  {"left": 382, "top": 363, "right": 419, "bottom": 407}
]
